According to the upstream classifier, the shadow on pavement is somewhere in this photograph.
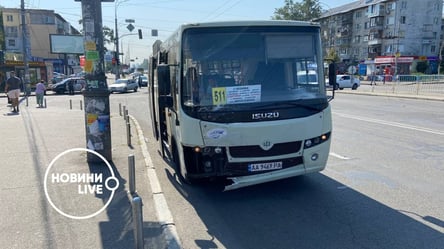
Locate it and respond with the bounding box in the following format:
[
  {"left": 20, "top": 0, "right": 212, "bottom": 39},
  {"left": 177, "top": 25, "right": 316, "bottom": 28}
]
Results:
[
  {"left": 161, "top": 156, "right": 444, "bottom": 249},
  {"left": 89, "top": 157, "right": 164, "bottom": 248}
]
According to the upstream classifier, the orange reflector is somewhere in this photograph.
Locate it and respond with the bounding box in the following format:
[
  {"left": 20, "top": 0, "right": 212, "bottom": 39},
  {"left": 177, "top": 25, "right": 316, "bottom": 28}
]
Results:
[{"left": 194, "top": 147, "right": 201, "bottom": 153}]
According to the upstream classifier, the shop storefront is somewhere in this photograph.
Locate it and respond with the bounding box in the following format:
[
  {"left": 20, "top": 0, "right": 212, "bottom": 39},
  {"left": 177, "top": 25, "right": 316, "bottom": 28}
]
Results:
[{"left": 0, "top": 60, "right": 49, "bottom": 91}]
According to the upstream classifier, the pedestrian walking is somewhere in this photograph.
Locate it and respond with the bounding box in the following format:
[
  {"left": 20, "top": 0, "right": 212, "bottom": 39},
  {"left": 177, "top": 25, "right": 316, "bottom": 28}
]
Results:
[
  {"left": 35, "top": 80, "right": 46, "bottom": 108},
  {"left": 68, "top": 79, "right": 75, "bottom": 95},
  {"left": 5, "top": 71, "right": 21, "bottom": 113}
]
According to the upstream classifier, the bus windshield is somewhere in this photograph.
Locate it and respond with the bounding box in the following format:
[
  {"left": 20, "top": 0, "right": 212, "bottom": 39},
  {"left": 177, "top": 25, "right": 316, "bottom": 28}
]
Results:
[{"left": 181, "top": 26, "right": 326, "bottom": 110}]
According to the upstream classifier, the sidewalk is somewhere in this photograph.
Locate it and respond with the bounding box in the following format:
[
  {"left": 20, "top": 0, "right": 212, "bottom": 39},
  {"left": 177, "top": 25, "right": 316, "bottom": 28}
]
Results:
[{"left": 0, "top": 94, "right": 167, "bottom": 249}]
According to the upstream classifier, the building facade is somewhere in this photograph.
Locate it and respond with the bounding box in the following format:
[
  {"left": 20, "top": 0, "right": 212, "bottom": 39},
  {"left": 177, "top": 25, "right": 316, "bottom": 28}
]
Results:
[
  {"left": 316, "top": 0, "right": 443, "bottom": 76},
  {"left": 0, "top": 7, "right": 80, "bottom": 86}
]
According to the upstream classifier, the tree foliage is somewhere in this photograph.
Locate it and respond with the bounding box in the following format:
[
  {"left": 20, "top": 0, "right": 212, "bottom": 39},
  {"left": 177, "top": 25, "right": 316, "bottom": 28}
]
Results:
[
  {"left": 272, "top": 0, "right": 322, "bottom": 21},
  {"left": 325, "top": 48, "right": 340, "bottom": 63},
  {"left": 102, "top": 26, "right": 115, "bottom": 45},
  {"left": 0, "top": 9, "right": 5, "bottom": 50}
]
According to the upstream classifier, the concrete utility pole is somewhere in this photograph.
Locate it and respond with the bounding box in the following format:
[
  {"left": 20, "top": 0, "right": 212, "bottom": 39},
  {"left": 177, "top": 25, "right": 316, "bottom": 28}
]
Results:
[
  {"left": 20, "top": 0, "right": 31, "bottom": 95},
  {"left": 114, "top": 3, "right": 120, "bottom": 79},
  {"left": 76, "top": 0, "right": 113, "bottom": 163}
]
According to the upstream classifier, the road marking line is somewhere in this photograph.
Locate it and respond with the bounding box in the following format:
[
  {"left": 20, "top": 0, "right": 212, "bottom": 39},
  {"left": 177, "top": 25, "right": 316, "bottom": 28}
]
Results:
[{"left": 334, "top": 112, "right": 444, "bottom": 136}]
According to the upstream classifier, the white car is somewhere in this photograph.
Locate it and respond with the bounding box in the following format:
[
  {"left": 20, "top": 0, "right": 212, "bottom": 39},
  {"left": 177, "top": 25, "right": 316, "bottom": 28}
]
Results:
[
  {"left": 108, "top": 79, "right": 138, "bottom": 93},
  {"left": 333, "top": 74, "right": 360, "bottom": 90}
]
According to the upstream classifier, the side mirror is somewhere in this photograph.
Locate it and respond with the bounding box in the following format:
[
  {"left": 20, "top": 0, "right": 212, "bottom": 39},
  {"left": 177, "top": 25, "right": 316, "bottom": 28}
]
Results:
[{"left": 328, "top": 63, "right": 336, "bottom": 100}]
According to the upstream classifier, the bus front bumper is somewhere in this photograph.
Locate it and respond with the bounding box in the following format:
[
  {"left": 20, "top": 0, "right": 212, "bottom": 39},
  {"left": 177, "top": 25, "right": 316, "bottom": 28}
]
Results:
[
  {"left": 223, "top": 142, "right": 330, "bottom": 191},
  {"left": 224, "top": 164, "right": 324, "bottom": 191}
]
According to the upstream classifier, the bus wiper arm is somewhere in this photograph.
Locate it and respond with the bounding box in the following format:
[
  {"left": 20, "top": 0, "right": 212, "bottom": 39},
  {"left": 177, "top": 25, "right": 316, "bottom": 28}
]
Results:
[{"left": 255, "top": 101, "right": 323, "bottom": 111}]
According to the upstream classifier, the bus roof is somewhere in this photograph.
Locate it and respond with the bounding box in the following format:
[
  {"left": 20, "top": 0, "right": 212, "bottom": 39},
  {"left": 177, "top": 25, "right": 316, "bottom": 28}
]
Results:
[{"left": 178, "top": 20, "right": 320, "bottom": 29}]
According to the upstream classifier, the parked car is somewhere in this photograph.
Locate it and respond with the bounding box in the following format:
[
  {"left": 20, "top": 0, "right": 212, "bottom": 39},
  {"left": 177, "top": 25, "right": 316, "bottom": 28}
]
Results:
[
  {"left": 108, "top": 78, "right": 138, "bottom": 93},
  {"left": 49, "top": 77, "right": 86, "bottom": 94},
  {"left": 327, "top": 75, "right": 360, "bottom": 90},
  {"left": 137, "top": 75, "right": 148, "bottom": 87}
]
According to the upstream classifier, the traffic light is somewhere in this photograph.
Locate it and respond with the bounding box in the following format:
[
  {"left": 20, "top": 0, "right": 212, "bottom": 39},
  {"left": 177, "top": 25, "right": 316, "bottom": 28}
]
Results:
[{"left": 138, "top": 29, "right": 143, "bottom": 39}]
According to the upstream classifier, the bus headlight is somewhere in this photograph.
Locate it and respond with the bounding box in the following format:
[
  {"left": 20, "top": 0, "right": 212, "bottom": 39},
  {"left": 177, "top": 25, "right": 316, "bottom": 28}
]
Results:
[{"left": 304, "top": 132, "right": 331, "bottom": 149}]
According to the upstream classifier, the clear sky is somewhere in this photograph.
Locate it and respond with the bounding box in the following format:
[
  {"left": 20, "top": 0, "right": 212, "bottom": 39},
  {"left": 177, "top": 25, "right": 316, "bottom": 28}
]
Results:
[{"left": 2, "top": 0, "right": 355, "bottom": 64}]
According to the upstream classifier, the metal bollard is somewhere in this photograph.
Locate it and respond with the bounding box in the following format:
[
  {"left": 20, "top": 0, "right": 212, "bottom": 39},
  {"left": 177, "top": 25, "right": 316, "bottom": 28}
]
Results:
[
  {"left": 69, "top": 99, "right": 72, "bottom": 110},
  {"left": 119, "top": 103, "right": 122, "bottom": 116},
  {"left": 26, "top": 96, "right": 28, "bottom": 107},
  {"left": 126, "top": 121, "right": 132, "bottom": 147},
  {"left": 128, "top": 154, "right": 136, "bottom": 195},
  {"left": 123, "top": 106, "right": 127, "bottom": 120},
  {"left": 44, "top": 98, "right": 47, "bottom": 108},
  {"left": 131, "top": 196, "right": 144, "bottom": 249},
  {"left": 80, "top": 100, "right": 83, "bottom": 110},
  {"left": 125, "top": 109, "right": 129, "bottom": 123}
]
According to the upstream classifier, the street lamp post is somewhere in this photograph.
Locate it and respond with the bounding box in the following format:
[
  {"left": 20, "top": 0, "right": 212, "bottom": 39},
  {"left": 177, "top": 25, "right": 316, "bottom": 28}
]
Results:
[
  {"left": 20, "top": 0, "right": 31, "bottom": 95},
  {"left": 114, "top": 0, "right": 129, "bottom": 80},
  {"left": 114, "top": 3, "right": 120, "bottom": 79}
]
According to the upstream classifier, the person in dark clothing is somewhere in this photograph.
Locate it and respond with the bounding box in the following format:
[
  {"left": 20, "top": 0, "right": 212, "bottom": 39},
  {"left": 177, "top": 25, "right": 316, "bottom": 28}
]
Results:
[
  {"left": 68, "top": 79, "right": 75, "bottom": 95},
  {"left": 5, "top": 71, "right": 21, "bottom": 113}
]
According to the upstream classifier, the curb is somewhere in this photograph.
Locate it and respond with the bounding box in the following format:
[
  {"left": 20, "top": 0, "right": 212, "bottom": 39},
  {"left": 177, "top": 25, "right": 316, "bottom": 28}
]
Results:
[{"left": 128, "top": 114, "right": 182, "bottom": 249}]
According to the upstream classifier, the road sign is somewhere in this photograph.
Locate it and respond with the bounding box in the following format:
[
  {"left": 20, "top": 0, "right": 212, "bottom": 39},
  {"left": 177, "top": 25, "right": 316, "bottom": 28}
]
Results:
[
  {"left": 127, "top": 24, "right": 135, "bottom": 32},
  {"left": 347, "top": 65, "right": 357, "bottom": 74},
  {"left": 86, "top": 51, "right": 99, "bottom": 61}
]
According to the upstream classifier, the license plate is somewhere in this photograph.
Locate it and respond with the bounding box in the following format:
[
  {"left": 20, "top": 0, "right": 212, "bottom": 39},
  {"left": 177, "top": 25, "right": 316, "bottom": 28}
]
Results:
[{"left": 248, "top": 161, "right": 283, "bottom": 172}]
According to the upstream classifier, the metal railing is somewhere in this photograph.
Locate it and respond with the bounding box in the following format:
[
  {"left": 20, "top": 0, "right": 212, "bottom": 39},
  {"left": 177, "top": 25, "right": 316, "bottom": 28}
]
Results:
[{"left": 362, "top": 75, "right": 444, "bottom": 96}]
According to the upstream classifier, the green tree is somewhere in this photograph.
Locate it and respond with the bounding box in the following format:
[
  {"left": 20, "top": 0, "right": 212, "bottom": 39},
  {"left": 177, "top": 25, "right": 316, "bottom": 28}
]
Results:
[
  {"left": 0, "top": 8, "right": 5, "bottom": 51},
  {"left": 272, "top": 0, "right": 322, "bottom": 21},
  {"left": 102, "top": 26, "right": 115, "bottom": 46},
  {"left": 325, "top": 48, "right": 340, "bottom": 63}
]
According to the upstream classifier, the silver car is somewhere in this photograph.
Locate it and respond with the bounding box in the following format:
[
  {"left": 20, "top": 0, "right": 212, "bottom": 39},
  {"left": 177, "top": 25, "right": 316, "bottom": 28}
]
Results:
[
  {"left": 334, "top": 75, "right": 360, "bottom": 90},
  {"left": 108, "top": 79, "right": 138, "bottom": 93}
]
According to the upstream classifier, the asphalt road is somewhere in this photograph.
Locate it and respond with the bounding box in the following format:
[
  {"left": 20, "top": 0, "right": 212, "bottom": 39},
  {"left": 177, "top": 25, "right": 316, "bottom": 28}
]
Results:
[{"left": 112, "top": 89, "right": 444, "bottom": 249}]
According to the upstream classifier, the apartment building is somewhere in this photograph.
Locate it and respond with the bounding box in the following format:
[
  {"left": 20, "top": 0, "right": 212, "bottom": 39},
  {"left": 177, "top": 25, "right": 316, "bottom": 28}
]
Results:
[
  {"left": 316, "top": 0, "right": 443, "bottom": 76},
  {"left": 0, "top": 8, "right": 79, "bottom": 84}
]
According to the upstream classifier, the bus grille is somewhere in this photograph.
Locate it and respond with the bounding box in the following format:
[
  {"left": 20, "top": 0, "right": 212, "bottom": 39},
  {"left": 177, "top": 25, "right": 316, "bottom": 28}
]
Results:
[{"left": 228, "top": 141, "right": 302, "bottom": 158}]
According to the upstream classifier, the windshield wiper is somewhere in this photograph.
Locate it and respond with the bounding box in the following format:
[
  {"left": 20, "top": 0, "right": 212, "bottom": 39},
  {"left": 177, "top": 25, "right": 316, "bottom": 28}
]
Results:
[{"left": 254, "top": 101, "right": 326, "bottom": 112}]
